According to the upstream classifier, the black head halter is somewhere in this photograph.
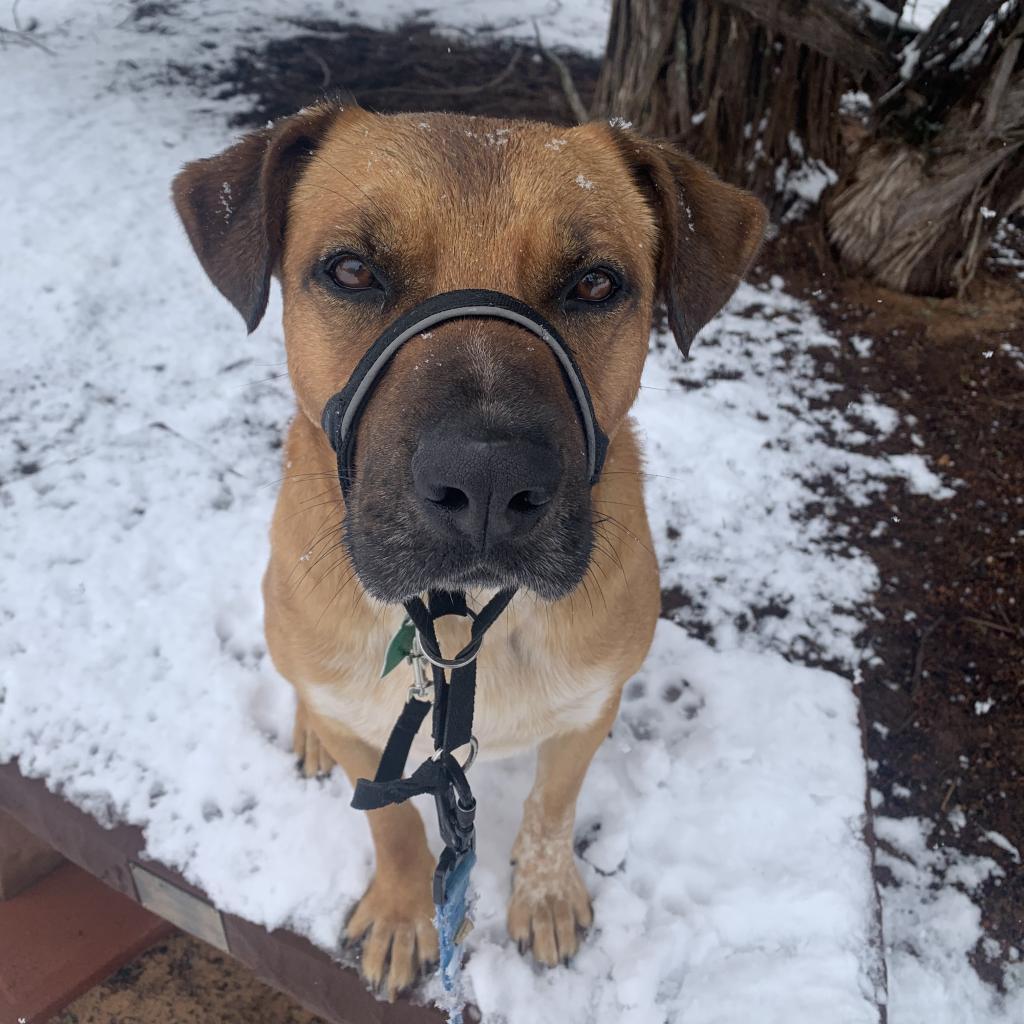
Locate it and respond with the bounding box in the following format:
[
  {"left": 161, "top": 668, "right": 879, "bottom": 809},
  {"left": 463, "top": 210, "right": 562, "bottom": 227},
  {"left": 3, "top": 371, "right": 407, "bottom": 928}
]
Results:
[{"left": 320, "top": 288, "right": 609, "bottom": 497}]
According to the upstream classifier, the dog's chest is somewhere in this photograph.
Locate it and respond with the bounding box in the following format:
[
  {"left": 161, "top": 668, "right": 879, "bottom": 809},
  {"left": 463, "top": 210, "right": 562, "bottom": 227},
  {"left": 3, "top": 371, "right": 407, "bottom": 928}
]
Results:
[{"left": 303, "top": 615, "right": 613, "bottom": 759}]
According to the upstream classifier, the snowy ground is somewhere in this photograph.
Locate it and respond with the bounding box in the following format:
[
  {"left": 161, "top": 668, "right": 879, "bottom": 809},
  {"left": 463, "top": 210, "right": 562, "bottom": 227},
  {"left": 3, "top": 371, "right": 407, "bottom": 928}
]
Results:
[{"left": 0, "top": 3, "right": 1021, "bottom": 1023}]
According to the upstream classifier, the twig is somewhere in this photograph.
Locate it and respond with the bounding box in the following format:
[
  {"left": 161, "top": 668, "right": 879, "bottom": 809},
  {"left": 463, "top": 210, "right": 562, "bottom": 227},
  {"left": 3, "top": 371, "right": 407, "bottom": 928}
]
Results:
[
  {"left": 908, "top": 617, "right": 942, "bottom": 696},
  {"left": 362, "top": 46, "right": 524, "bottom": 98},
  {"left": 301, "top": 45, "right": 331, "bottom": 90},
  {"left": 0, "top": 24, "right": 53, "bottom": 54},
  {"left": 533, "top": 20, "right": 588, "bottom": 124},
  {"left": 939, "top": 778, "right": 958, "bottom": 814},
  {"left": 964, "top": 616, "right": 1019, "bottom": 636}
]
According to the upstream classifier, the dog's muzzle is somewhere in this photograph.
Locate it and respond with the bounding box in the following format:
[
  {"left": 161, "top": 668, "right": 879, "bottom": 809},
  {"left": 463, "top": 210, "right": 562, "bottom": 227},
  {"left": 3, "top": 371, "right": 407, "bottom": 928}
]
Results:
[{"left": 319, "top": 288, "right": 609, "bottom": 498}]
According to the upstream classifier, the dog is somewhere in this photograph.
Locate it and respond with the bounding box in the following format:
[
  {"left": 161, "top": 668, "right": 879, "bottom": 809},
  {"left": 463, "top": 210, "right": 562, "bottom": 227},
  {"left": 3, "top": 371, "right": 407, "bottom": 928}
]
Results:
[{"left": 173, "top": 99, "right": 766, "bottom": 999}]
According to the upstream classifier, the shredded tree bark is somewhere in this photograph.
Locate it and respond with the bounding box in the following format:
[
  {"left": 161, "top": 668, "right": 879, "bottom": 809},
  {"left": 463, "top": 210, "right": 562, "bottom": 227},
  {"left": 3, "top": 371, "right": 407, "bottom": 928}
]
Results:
[{"left": 593, "top": 0, "right": 1024, "bottom": 296}]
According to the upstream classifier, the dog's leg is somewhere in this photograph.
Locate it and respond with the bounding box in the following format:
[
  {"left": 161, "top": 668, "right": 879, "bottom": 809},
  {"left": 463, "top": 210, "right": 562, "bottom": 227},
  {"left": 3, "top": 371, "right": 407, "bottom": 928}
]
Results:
[
  {"left": 292, "top": 700, "right": 337, "bottom": 777},
  {"left": 507, "top": 697, "right": 619, "bottom": 966},
  {"left": 302, "top": 707, "right": 438, "bottom": 1000}
]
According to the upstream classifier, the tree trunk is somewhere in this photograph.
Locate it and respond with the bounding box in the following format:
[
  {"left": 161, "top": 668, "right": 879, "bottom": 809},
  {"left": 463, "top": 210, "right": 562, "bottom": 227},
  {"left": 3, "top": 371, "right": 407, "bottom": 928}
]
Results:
[
  {"left": 828, "top": 4, "right": 1024, "bottom": 295},
  {"left": 592, "top": 0, "right": 851, "bottom": 214},
  {"left": 593, "top": 0, "right": 1024, "bottom": 295}
]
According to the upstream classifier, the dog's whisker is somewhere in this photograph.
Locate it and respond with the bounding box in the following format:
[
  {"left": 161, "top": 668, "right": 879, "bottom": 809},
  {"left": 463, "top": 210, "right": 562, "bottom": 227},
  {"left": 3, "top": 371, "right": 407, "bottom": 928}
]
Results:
[
  {"left": 292, "top": 539, "right": 350, "bottom": 596},
  {"left": 592, "top": 498, "right": 645, "bottom": 510},
  {"left": 286, "top": 526, "right": 339, "bottom": 577},
  {"left": 599, "top": 469, "right": 687, "bottom": 483},
  {"left": 285, "top": 527, "right": 345, "bottom": 586},
  {"left": 235, "top": 372, "right": 289, "bottom": 391},
  {"left": 283, "top": 509, "right": 346, "bottom": 582},
  {"left": 280, "top": 493, "right": 342, "bottom": 521},
  {"left": 592, "top": 513, "right": 657, "bottom": 562},
  {"left": 589, "top": 534, "right": 628, "bottom": 593},
  {"left": 260, "top": 471, "right": 343, "bottom": 492},
  {"left": 592, "top": 527, "right": 630, "bottom": 590},
  {"left": 285, "top": 498, "right": 345, "bottom": 522},
  {"left": 314, "top": 562, "right": 363, "bottom": 630}
]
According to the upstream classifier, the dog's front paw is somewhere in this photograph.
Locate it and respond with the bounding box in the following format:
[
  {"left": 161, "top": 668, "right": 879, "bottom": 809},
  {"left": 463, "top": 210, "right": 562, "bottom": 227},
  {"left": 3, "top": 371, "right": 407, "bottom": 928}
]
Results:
[
  {"left": 292, "top": 701, "right": 336, "bottom": 778},
  {"left": 345, "top": 872, "right": 439, "bottom": 1001},
  {"left": 507, "top": 846, "right": 593, "bottom": 967}
]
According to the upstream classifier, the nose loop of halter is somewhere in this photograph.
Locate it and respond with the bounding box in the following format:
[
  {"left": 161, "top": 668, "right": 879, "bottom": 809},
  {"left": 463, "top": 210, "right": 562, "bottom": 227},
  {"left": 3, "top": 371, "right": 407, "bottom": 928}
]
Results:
[{"left": 319, "top": 289, "right": 609, "bottom": 497}]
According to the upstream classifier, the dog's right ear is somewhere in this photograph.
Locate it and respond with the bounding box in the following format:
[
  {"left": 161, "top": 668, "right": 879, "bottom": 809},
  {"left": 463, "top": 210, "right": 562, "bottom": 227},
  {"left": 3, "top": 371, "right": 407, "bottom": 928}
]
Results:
[
  {"left": 171, "top": 102, "right": 338, "bottom": 333},
  {"left": 608, "top": 128, "right": 767, "bottom": 357}
]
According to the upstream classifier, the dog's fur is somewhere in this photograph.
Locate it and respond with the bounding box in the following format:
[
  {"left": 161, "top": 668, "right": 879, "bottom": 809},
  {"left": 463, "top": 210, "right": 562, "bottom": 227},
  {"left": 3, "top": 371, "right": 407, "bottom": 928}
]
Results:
[{"left": 173, "top": 101, "right": 766, "bottom": 998}]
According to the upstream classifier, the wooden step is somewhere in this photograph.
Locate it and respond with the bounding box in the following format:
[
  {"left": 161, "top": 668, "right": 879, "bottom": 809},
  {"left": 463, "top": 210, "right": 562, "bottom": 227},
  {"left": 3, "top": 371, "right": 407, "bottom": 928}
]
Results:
[{"left": 0, "top": 860, "right": 172, "bottom": 1023}]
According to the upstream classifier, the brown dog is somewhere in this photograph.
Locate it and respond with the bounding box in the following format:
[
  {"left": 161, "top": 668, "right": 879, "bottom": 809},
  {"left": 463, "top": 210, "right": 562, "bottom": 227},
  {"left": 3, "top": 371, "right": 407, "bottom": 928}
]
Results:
[{"left": 173, "top": 100, "right": 765, "bottom": 999}]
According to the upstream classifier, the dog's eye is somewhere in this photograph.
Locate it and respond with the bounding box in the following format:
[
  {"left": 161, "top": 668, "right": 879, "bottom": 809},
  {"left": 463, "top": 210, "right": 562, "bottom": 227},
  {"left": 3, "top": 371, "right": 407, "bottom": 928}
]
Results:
[
  {"left": 571, "top": 270, "right": 616, "bottom": 303},
  {"left": 328, "top": 256, "right": 379, "bottom": 291}
]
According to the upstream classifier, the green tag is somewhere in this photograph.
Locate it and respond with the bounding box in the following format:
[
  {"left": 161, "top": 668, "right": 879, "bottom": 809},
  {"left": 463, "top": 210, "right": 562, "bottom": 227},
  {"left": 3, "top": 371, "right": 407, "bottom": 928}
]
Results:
[{"left": 381, "top": 618, "right": 415, "bottom": 677}]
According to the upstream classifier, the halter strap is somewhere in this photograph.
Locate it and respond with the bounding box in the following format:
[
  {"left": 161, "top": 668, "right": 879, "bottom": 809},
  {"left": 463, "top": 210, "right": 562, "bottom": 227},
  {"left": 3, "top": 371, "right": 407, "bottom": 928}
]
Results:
[{"left": 320, "top": 288, "right": 609, "bottom": 495}]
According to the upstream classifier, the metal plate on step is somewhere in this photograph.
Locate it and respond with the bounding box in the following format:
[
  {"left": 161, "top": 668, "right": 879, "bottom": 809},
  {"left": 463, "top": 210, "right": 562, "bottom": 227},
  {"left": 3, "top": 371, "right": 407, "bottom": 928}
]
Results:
[{"left": 130, "top": 862, "right": 229, "bottom": 952}]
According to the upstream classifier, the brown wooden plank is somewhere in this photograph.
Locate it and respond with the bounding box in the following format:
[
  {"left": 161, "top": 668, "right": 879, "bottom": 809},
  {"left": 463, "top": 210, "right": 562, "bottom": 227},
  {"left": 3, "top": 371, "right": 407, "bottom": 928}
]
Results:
[
  {"left": 0, "top": 861, "right": 171, "bottom": 1023},
  {"left": 0, "top": 763, "right": 443, "bottom": 1024},
  {"left": 0, "top": 811, "right": 63, "bottom": 901}
]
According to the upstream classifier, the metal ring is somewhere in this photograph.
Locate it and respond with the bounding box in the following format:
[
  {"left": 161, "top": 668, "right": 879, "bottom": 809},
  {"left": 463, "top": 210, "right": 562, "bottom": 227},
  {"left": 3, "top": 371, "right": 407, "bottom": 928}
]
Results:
[
  {"left": 431, "top": 736, "right": 478, "bottom": 774},
  {"left": 415, "top": 630, "right": 483, "bottom": 670}
]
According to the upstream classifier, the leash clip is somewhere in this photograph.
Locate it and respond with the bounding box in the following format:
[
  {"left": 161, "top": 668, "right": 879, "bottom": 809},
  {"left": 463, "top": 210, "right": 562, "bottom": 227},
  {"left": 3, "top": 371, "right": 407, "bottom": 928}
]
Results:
[
  {"left": 433, "top": 752, "right": 476, "bottom": 858},
  {"left": 407, "top": 636, "right": 433, "bottom": 702}
]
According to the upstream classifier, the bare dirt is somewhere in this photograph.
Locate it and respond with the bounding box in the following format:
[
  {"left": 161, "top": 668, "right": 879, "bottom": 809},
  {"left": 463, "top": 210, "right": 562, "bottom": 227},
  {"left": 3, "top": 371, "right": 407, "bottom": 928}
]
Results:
[{"left": 54, "top": 931, "right": 325, "bottom": 1024}]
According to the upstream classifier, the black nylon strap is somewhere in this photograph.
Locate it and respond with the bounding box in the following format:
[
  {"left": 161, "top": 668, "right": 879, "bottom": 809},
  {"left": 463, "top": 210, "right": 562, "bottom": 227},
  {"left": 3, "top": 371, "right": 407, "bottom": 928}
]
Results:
[
  {"left": 371, "top": 697, "right": 431, "bottom": 784},
  {"left": 352, "top": 754, "right": 448, "bottom": 811},
  {"left": 321, "top": 289, "right": 609, "bottom": 495},
  {"left": 349, "top": 588, "right": 514, "bottom": 817}
]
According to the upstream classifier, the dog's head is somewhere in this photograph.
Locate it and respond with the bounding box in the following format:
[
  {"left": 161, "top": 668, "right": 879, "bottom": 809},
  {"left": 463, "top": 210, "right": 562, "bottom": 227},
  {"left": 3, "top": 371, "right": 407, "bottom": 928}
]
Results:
[{"left": 173, "top": 102, "right": 765, "bottom": 602}]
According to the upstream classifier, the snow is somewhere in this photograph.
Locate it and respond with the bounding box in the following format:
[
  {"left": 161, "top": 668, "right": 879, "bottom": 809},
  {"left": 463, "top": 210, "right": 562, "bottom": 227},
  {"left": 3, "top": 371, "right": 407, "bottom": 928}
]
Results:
[
  {"left": 0, "top": 2, "right": 1020, "bottom": 1023},
  {"left": 982, "top": 832, "right": 1022, "bottom": 864},
  {"left": 857, "top": 0, "right": 948, "bottom": 32},
  {"left": 990, "top": 220, "right": 1024, "bottom": 280},
  {"left": 774, "top": 135, "right": 839, "bottom": 222},
  {"left": 875, "top": 816, "right": 1024, "bottom": 1024}
]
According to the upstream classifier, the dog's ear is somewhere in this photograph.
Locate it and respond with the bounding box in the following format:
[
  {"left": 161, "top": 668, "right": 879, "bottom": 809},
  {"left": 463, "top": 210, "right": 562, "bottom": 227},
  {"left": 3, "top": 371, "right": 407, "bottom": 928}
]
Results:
[
  {"left": 610, "top": 130, "right": 767, "bottom": 356},
  {"left": 172, "top": 103, "right": 338, "bottom": 332}
]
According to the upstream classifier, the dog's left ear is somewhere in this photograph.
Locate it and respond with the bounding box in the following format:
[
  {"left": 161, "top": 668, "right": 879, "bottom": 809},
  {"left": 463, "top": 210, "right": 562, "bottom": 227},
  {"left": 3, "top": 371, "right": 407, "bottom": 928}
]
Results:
[
  {"left": 610, "top": 129, "right": 768, "bottom": 356},
  {"left": 172, "top": 102, "right": 338, "bottom": 333}
]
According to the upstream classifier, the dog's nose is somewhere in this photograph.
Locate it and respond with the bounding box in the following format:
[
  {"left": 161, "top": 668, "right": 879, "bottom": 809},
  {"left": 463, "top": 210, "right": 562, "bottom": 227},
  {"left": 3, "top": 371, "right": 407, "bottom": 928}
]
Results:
[{"left": 412, "top": 424, "right": 560, "bottom": 549}]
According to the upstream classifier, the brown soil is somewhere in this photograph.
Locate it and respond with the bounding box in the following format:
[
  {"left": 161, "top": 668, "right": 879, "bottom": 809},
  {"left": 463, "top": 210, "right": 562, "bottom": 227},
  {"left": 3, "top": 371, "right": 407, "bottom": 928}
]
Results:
[
  {"left": 53, "top": 931, "right": 325, "bottom": 1024},
  {"left": 765, "top": 230, "right": 1024, "bottom": 985},
  {"left": 183, "top": 19, "right": 600, "bottom": 130}
]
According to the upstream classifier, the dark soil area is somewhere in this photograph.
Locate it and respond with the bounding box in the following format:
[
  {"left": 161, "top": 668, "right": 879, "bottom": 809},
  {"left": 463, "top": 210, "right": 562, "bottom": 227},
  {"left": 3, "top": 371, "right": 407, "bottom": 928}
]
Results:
[
  {"left": 162, "top": 14, "right": 600, "bottom": 130},
  {"left": 838, "top": 276, "right": 1023, "bottom": 982},
  {"left": 769, "top": 229, "right": 1024, "bottom": 984},
  {"left": 145, "top": 4, "right": 1022, "bottom": 999}
]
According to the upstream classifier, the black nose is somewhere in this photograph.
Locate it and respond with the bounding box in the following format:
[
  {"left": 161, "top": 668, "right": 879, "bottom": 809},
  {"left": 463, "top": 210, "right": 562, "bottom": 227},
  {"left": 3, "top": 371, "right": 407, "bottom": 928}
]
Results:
[{"left": 412, "top": 424, "right": 560, "bottom": 550}]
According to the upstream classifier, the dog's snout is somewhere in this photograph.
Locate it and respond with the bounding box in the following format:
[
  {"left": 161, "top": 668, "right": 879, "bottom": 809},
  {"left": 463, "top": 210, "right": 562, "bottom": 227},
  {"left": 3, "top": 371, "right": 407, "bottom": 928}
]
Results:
[{"left": 412, "top": 424, "right": 560, "bottom": 549}]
